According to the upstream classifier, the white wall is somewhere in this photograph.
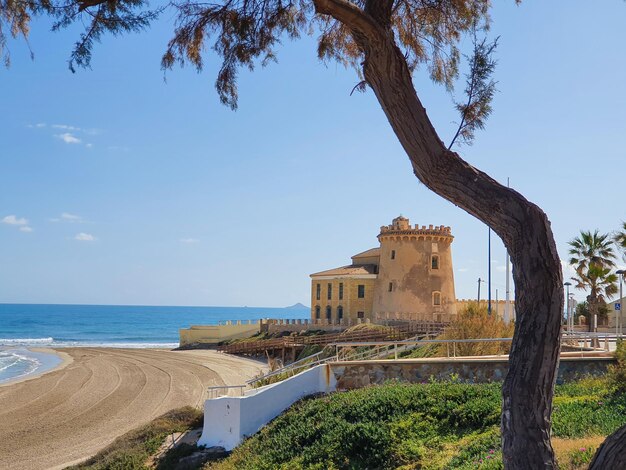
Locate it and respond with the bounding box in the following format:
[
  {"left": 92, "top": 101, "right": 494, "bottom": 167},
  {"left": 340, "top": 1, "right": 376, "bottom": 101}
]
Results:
[{"left": 198, "top": 364, "right": 337, "bottom": 450}]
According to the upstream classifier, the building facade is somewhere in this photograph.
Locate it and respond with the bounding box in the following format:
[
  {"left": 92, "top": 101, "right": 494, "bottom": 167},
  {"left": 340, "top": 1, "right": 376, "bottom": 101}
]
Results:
[{"left": 310, "top": 216, "right": 457, "bottom": 324}]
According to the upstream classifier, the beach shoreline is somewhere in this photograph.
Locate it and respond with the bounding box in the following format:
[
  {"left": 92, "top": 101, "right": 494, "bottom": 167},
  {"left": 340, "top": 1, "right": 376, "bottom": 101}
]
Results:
[
  {"left": 0, "top": 347, "right": 73, "bottom": 387},
  {"left": 0, "top": 347, "right": 266, "bottom": 470}
]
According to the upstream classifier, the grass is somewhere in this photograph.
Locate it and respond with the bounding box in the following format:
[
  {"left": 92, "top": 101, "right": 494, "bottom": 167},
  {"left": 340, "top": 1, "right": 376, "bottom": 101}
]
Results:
[
  {"left": 206, "top": 377, "right": 626, "bottom": 470},
  {"left": 68, "top": 407, "right": 203, "bottom": 470}
]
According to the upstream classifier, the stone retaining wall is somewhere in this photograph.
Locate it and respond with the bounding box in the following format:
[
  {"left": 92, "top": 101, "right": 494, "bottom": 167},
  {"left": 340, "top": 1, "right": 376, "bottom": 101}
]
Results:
[{"left": 330, "top": 357, "right": 615, "bottom": 390}]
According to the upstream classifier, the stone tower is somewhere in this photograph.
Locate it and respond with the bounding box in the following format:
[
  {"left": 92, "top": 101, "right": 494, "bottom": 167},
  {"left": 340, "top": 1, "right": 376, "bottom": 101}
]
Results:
[{"left": 372, "top": 216, "right": 457, "bottom": 320}]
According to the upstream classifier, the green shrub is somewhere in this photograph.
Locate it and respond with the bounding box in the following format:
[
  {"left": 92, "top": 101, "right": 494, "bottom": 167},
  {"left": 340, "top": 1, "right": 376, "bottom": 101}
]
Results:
[
  {"left": 69, "top": 407, "right": 203, "bottom": 470},
  {"left": 608, "top": 339, "right": 626, "bottom": 393}
]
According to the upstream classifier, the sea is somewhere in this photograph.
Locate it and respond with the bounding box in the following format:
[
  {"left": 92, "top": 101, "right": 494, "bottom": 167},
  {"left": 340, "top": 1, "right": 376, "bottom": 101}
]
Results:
[{"left": 0, "top": 303, "right": 309, "bottom": 384}]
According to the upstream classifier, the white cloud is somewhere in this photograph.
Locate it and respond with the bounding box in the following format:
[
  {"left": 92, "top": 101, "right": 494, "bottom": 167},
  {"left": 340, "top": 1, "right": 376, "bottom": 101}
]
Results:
[
  {"left": 56, "top": 133, "right": 82, "bottom": 144},
  {"left": 180, "top": 238, "right": 199, "bottom": 244},
  {"left": 2, "top": 215, "right": 28, "bottom": 226},
  {"left": 86, "top": 143, "right": 93, "bottom": 148},
  {"left": 62, "top": 212, "right": 82, "bottom": 221},
  {"left": 52, "top": 124, "right": 81, "bottom": 131},
  {"left": 75, "top": 232, "right": 96, "bottom": 241},
  {"left": 19, "top": 226, "right": 33, "bottom": 232}
]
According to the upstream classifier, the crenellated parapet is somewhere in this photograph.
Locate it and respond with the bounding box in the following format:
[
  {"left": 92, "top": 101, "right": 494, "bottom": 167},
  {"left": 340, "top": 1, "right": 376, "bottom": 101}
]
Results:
[{"left": 378, "top": 221, "right": 453, "bottom": 243}]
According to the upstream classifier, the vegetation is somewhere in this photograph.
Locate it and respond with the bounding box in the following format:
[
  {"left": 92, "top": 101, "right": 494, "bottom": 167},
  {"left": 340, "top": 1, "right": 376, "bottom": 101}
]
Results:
[
  {"left": 608, "top": 340, "right": 626, "bottom": 394},
  {"left": 569, "top": 230, "right": 618, "bottom": 331},
  {"left": 6, "top": 0, "right": 626, "bottom": 464},
  {"left": 206, "top": 377, "right": 626, "bottom": 470},
  {"left": 436, "top": 303, "right": 514, "bottom": 357},
  {"left": 69, "top": 407, "right": 203, "bottom": 470},
  {"left": 399, "top": 303, "right": 514, "bottom": 359},
  {"left": 614, "top": 222, "right": 626, "bottom": 261},
  {"left": 573, "top": 301, "right": 610, "bottom": 327}
]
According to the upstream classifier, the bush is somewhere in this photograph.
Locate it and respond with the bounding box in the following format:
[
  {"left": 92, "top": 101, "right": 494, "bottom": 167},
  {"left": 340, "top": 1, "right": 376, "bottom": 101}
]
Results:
[
  {"left": 437, "top": 303, "right": 515, "bottom": 357},
  {"left": 209, "top": 377, "right": 626, "bottom": 470},
  {"left": 69, "top": 407, "right": 203, "bottom": 470},
  {"left": 608, "top": 339, "right": 626, "bottom": 393}
]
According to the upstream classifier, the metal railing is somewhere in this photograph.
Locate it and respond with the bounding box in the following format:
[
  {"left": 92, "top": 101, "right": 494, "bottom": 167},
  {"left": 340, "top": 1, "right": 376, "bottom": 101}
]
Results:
[
  {"left": 208, "top": 332, "right": 622, "bottom": 397},
  {"left": 206, "top": 384, "right": 248, "bottom": 398}
]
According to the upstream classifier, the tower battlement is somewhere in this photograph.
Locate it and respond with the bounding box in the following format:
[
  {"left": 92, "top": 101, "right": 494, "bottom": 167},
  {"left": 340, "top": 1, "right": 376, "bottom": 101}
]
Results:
[{"left": 379, "top": 216, "right": 453, "bottom": 241}]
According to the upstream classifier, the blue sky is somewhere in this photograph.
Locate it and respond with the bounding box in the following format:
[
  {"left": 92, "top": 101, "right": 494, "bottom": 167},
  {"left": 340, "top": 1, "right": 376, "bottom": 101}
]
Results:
[{"left": 1, "top": 1, "right": 625, "bottom": 307}]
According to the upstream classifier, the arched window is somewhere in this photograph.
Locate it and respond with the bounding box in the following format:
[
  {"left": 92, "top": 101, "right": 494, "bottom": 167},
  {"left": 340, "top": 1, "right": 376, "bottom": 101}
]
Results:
[
  {"left": 337, "top": 306, "right": 343, "bottom": 320},
  {"left": 431, "top": 255, "right": 440, "bottom": 270},
  {"left": 432, "top": 291, "right": 442, "bottom": 306},
  {"left": 315, "top": 305, "right": 321, "bottom": 319},
  {"left": 326, "top": 306, "right": 332, "bottom": 320}
]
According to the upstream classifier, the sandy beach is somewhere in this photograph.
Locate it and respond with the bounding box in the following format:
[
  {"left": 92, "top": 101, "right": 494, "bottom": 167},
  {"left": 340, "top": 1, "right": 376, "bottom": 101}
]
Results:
[{"left": 0, "top": 348, "right": 266, "bottom": 470}]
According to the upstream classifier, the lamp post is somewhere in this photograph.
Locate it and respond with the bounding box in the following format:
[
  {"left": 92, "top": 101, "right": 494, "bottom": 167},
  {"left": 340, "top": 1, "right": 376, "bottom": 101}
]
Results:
[
  {"left": 617, "top": 270, "right": 625, "bottom": 337},
  {"left": 564, "top": 282, "right": 572, "bottom": 332}
]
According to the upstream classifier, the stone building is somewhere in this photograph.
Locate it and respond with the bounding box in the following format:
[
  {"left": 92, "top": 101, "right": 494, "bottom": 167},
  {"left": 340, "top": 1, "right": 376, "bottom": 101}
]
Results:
[{"left": 310, "top": 216, "right": 457, "bottom": 324}]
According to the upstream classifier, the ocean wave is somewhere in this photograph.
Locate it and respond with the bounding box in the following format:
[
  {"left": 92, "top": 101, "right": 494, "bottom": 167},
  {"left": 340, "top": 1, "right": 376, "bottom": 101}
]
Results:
[
  {"left": 0, "top": 350, "right": 41, "bottom": 380},
  {"left": 0, "top": 338, "right": 178, "bottom": 349},
  {"left": 0, "top": 337, "right": 55, "bottom": 345}
]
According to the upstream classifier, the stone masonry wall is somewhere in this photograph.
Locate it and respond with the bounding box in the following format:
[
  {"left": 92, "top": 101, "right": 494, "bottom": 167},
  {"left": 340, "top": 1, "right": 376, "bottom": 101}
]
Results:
[{"left": 330, "top": 357, "right": 615, "bottom": 390}]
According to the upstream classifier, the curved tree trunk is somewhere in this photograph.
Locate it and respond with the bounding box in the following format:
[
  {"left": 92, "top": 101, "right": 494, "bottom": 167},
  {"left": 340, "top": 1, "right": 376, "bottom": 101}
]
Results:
[
  {"left": 589, "top": 423, "right": 626, "bottom": 469},
  {"left": 313, "top": 1, "right": 563, "bottom": 468}
]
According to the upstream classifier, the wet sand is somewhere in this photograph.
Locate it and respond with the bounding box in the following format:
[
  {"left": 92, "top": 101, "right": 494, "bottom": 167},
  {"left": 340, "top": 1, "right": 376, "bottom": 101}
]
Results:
[{"left": 0, "top": 348, "right": 266, "bottom": 470}]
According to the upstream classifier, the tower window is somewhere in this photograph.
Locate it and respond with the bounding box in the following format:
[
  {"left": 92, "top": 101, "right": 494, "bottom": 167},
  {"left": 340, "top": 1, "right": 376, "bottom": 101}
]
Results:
[
  {"left": 316, "top": 283, "right": 321, "bottom": 300},
  {"left": 433, "top": 292, "right": 442, "bottom": 306},
  {"left": 431, "top": 255, "right": 439, "bottom": 270},
  {"left": 391, "top": 250, "right": 396, "bottom": 260},
  {"left": 326, "top": 305, "right": 332, "bottom": 320},
  {"left": 338, "top": 306, "right": 343, "bottom": 320},
  {"left": 357, "top": 311, "right": 364, "bottom": 319},
  {"left": 339, "top": 283, "right": 344, "bottom": 300},
  {"left": 388, "top": 282, "right": 393, "bottom": 292},
  {"left": 358, "top": 285, "right": 365, "bottom": 298},
  {"left": 315, "top": 306, "right": 321, "bottom": 319},
  {"left": 327, "top": 283, "right": 332, "bottom": 300}
]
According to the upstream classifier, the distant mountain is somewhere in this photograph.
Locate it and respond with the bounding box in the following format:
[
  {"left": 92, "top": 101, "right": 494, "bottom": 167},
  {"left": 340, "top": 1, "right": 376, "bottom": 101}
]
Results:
[{"left": 285, "top": 302, "right": 309, "bottom": 310}]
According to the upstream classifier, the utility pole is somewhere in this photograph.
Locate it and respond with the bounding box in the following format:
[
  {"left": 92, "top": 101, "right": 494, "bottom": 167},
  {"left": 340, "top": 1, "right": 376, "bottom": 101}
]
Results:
[
  {"left": 504, "top": 177, "right": 511, "bottom": 324},
  {"left": 564, "top": 282, "right": 571, "bottom": 332},
  {"left": 488, "top": 227, "right": 492, "bottom": 314},
  {"left": 477, "top": 277, "right": 482, "bottom": 304}
]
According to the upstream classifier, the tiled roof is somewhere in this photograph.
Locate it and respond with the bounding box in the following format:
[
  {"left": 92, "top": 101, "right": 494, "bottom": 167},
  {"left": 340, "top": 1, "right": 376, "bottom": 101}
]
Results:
[
  {"left": 310, "top": 264, "right": 378, "bottom": 277},
  {"left": 351, "top": 247, "right": 380, "bottom": 260}
]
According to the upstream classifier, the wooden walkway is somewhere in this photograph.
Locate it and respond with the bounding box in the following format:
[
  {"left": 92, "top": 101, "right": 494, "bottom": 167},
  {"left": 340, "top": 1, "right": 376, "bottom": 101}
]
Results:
[{"left": 217, "top": 322, "right": 447, "bottom": 357}]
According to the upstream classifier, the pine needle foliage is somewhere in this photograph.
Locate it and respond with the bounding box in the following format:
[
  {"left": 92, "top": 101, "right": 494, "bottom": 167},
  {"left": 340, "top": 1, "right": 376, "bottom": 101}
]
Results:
[
  {"left": 2, "top": 0, "right": 499, "bottom": 119},
  {"left": 448, "top": 32, "right": 498, "bottom": 149}
]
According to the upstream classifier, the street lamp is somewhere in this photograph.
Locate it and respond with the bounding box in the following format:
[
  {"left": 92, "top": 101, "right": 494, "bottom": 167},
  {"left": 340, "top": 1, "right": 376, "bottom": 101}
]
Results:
[
  {"left": 564, "top": 282, "right": 572, "bottom": 332},
  {"left": 616, "top": 270, "right": 625, "bottom": 337}
]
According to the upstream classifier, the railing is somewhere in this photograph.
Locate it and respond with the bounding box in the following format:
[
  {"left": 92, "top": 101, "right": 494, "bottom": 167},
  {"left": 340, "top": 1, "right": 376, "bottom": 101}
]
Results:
[
  {"left": 207, "top": 384, "right": 249, "bottom": 398},
  {"left": 211, "top": 332, "right": 622, "bottom": 397},
  {"left": 217, "top": 322, "right": 447, "bottom": 355}
]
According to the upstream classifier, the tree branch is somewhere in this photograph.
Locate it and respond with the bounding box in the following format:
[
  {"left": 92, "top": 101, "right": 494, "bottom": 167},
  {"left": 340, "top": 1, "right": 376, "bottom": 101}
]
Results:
[{"left": 312, "top": 0, "right": 382, "bottom": 42}]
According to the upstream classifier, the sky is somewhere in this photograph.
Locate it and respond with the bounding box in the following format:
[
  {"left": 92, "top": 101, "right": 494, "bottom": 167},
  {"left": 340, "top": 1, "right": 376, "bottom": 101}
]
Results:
[{"left": 1, "top": 1, "right": 625, "bottom": 307}]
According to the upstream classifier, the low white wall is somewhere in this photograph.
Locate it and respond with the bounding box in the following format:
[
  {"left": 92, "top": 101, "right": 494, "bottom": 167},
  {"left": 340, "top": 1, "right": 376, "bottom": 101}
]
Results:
[{"left": 198, "top": 364, "right": 337, "bottom": 450}]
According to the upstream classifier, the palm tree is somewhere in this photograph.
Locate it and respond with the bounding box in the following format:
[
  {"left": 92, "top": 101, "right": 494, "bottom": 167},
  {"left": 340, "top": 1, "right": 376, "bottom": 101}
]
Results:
[
  {"left": 569, "top": 231, "right": 618, "bottom": 333},
  {"left": 569, "top": 230, "right": 616, "bottom": 272},
  {"left": 614, "top": 221, "right": 626, "bottom": 261}
]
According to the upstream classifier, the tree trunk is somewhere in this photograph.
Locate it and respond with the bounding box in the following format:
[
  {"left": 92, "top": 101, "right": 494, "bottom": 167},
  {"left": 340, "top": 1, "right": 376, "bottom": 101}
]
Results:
[
  {"left": 312, "top": 2, "right": 563, "bottom": 467},
  {"left": 589, "top": 423, "right": 626, "bottom": 469},
  {"left": 360, "top": 40, "right": 562, "bottom": 469}
]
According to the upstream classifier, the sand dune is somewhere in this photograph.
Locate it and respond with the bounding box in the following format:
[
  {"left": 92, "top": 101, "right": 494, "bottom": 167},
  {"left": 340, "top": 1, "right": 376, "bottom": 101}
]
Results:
[{"left": 0, "top": 348, "right": 266, "bottom": 470}]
